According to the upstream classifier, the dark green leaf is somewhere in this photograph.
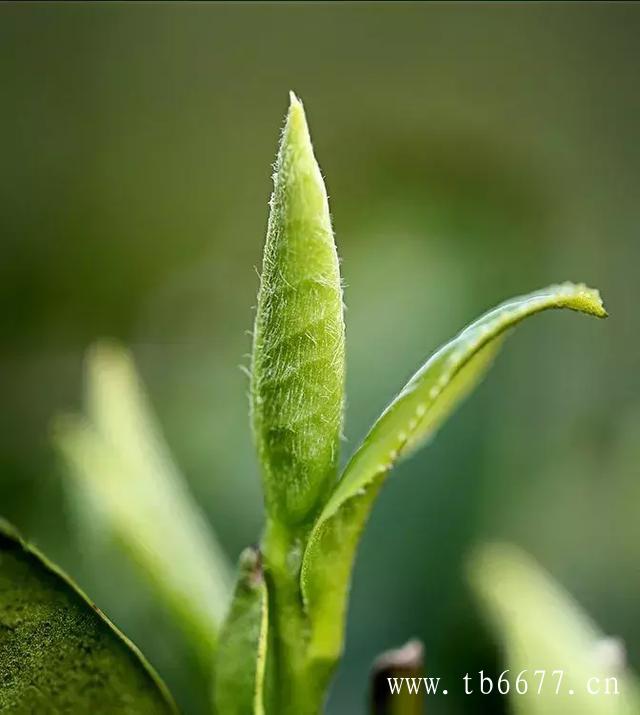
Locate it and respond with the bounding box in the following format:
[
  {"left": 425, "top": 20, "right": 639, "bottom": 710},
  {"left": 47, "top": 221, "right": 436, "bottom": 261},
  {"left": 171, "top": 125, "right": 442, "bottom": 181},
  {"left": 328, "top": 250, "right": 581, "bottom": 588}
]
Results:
[{"left": 0, "top": 520, "right": 177, "bottom": 714}]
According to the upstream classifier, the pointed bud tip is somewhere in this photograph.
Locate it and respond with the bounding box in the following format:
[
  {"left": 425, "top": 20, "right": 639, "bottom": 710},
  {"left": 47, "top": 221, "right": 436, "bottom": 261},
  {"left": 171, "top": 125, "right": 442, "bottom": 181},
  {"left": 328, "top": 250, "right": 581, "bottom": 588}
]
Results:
[
  {"left": 288, "top": 90, "right": 302, "bottom": 109},
  {"left": 285, "top": 90, "right": 310, "bottom": 148}
]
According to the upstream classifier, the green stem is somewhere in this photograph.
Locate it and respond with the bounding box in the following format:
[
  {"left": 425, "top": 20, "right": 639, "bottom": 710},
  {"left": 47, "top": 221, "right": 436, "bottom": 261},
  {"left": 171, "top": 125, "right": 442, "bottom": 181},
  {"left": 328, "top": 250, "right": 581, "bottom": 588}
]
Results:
[{"left": 262, "top": 519, "right": 326, "bottom": 715}]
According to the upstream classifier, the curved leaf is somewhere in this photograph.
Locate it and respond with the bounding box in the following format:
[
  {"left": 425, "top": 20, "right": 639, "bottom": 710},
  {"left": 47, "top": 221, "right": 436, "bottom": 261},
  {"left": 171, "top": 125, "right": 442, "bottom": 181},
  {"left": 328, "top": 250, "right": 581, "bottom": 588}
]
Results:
[
  {"left": 0, "top": 520, "right": 177, "bottom": 714},
  {"left": 468, "top": 543, "right": 640, "bottom": 715},
  {"left": 214, "top": 548, "right": 268, "bottom": 715},
  {"left": 54, "top": 342, "right": 233, "bottom": 670},
  {"left": 250, "top": 92, "right": 345, "bottom": 525},
  {"left": 301, "top": 283, "right": 606, "bottom": 666}
]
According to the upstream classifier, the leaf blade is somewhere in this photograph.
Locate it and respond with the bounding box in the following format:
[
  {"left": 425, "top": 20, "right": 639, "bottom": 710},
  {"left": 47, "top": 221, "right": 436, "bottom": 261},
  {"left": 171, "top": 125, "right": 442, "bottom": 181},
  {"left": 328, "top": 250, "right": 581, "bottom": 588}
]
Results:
[
  {"left": 214, "top": 548, "right": 268, "bottom": 715},
  {"left": 301, "top": 283, "right": 606, "bottom": 665},
  {"left": 0, "top": 520, "right": 177, "bottom": 714},
  {"left": 55, "top": 342, "right": 233, "bottom": 670},
  {"left": 468, "top": 543, "right": 640, "bottom": 715}
]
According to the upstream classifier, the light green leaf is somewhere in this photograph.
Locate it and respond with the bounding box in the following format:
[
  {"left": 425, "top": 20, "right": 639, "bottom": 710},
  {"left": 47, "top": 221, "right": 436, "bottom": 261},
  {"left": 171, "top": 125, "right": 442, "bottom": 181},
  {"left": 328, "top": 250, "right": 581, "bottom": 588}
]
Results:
[
  {"left": 54, "top": 342, "right": 233, "bottom": 670},
  {"left": 301, "top": 283, "right": 607, "bottom": 668},
  {"left": 468, "top": 543, "right": 640, "bottom": 715},
  {"left": 214, "top": 548, "right": 268, "bottom": 715},
  {"left": 0, "top": 519, "right": 177, "bottom": 714},
  {"left": 250, "top": 91, "right": 345, "bottom": 526}
]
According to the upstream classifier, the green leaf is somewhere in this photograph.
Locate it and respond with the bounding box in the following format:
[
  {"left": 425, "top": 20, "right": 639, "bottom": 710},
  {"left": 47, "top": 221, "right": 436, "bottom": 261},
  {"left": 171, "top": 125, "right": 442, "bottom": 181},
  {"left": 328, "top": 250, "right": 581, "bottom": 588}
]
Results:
[
  {"left": 250, "top": 91, "right": 345, "bottom": 526},
  {"left": 214, "top": 548, "right": 268, "bottom": 715},
  {"left": 468, "top": 543, "right": 640, "bottom": 715},
  {"left": 54, "top": 342, "right": 233, "bottom": 670},
  {"left": 301, "top": 283, "right": 607, "bottom": 669},
  {"left": 0, "top": 519, "right": 177, "bottom": 714}
]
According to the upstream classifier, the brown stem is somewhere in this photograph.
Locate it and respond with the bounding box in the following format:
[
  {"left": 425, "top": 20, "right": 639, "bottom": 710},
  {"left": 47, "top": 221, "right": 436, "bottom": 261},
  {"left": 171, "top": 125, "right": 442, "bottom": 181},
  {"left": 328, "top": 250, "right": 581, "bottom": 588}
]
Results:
[{"left": 370, "top": 639, "right": 425, "bottom": 715}]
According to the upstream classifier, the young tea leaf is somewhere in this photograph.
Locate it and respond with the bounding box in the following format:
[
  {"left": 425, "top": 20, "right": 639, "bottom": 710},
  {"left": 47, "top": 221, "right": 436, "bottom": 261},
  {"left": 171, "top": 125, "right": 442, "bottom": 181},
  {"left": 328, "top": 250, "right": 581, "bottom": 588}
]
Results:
[
  {"left": 301, "top": 283, "right": 606, "bottom": 669},
  {"left": 0, "top": 520, "right": 177, "bottom": 714},
  {"left": 468, "top": 543, "right": 640, "bottom": 715},
  {"left": 251, "top": 92, "right": 345, "bottom": 525},
  {"left": 214, "top": 548, "right": 268, "bottom": 715},
  {"left": 55, "top": 343, "right": 233, "bottom": 671}
]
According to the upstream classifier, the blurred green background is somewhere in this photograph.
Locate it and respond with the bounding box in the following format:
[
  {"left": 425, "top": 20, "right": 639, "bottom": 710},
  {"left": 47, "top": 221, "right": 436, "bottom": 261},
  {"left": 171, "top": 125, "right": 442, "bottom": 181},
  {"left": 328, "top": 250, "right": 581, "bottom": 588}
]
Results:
[{"left": 1, "top": 3, "right": 639, "bottom": 713}]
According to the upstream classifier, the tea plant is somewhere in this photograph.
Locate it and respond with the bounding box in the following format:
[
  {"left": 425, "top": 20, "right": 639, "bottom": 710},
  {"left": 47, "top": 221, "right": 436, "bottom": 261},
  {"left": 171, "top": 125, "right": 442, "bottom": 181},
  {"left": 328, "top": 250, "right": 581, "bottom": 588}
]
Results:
[{"left": 0, "top": 93, "right": 608, "bottom": 713}]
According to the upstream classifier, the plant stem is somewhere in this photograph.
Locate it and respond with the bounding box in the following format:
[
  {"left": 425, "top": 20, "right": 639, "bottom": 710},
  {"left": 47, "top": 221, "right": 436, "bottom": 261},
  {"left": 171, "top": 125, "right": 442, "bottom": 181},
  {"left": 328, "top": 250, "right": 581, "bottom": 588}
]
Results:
[{"left": 262, "top": 519, "right": 326, "bottom": 715}]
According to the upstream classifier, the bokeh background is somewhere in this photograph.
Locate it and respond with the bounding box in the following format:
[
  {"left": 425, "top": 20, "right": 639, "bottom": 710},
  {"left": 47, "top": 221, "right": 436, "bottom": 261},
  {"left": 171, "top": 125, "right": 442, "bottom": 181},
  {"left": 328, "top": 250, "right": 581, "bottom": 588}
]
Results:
[{"left": 2, "top": 3, "right": 639, "bottom": 713}]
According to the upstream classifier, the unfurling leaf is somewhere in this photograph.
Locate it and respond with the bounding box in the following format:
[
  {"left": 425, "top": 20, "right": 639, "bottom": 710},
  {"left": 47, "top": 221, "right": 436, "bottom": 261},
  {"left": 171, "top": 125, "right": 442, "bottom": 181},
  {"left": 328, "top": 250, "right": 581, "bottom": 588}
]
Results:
[
  {"left": 301, "top": 283, "right": 607, "bottom": 670},
  {"left": 0, "top": 520, "right": 176, "bottom": 714},
  {"left": 55, "top": 342, "right": 233, "bottom": 670},
  {"left": 214, "top": 548, "right": 268, "bottom": 715},
  {"left": 468, "top": 543, "right": 640, "bottom": 715},
  {"left": 251, "top": 92, "right": 345, "bottom": 526}
]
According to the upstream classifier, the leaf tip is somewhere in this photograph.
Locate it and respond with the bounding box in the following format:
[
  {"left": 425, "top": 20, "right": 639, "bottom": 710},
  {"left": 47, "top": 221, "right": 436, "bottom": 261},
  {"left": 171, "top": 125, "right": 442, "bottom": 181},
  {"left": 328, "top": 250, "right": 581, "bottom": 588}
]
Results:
[
  {"left": 288, "top": 89, "right": 303, "bottom": 112},
  {"left": 559, "top": 282, "right": 608, "bottom": 319},
  {"left": 86, "top": 339, "right": 130, "bottom": 382},
  {"left": 282, "top": 90, "right": 314, "bottom": 161},
  {"left": 239, "top": 546, "right": 264, "bottom": 590},
  {"left": 466, "top": 542, "right": 514, "bottom": 584}
]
